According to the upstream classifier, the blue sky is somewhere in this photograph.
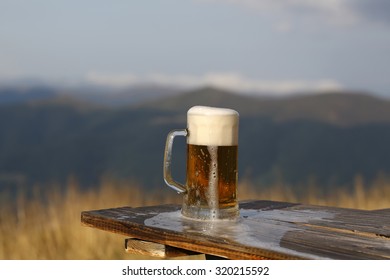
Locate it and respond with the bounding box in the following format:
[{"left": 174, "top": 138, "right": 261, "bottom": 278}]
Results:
[{"left": 1, "top": 0, "right": 390, "bottom": 96}]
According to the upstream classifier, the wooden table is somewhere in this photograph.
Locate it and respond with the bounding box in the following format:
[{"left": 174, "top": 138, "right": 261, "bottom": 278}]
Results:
[{"left": 81, "top": 200, "right": 390, "bottom": 260}]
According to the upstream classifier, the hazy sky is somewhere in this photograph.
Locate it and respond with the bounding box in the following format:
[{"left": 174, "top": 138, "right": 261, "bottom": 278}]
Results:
[{"left": 1, "top": 0, "right": 390, "bottom": 96}]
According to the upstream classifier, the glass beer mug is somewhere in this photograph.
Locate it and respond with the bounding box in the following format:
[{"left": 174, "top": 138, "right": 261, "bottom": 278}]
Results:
[{"left": 163, "top": 106, "right": 239, "bottom": 220}]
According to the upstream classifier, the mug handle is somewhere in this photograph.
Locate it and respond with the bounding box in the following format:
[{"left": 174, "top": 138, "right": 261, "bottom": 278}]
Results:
[{"left": 163, "top": 129, "right": 187, "bottom": 194}]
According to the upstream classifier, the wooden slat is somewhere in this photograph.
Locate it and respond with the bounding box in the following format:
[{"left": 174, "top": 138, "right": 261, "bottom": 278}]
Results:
[
  {"left": 125, "top": 238, "right": 202, "bottom": 258},
  {"left": 286, "top": 204, "right": 390, "bottom": 238},
  {"left": 81, "top": 200, "right": 390, "bottom": 260}
]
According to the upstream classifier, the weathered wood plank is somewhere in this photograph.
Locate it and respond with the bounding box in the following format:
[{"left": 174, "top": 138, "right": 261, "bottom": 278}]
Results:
[
  {"left": 81, "top": 200, "right": 390, "bottom": 260},
  {"left": 125, "top": 238, "right": 202, "bottom": 258},
  {"left": 372, "top": 209, "right": 390, "bottom": 214},
  {"left": 284, "top": 204, "right": 390, "bottom": 238},
  {"left": 281, "top": 225, "right": 390, "bottom": 259},
  {"left": 81, "top": 204, "right": 302, "bottom": 259}
]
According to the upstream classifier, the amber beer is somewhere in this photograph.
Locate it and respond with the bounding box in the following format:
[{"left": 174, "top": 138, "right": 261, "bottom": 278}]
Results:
[
  {"left": 184, "top": 144, "right": 238, "bottom": 219},
  {"left": 182, "top": 106, "right": 239, "bottom": 220}
]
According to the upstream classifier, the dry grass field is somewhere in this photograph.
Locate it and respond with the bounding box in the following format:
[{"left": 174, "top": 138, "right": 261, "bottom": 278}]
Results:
[{"left": 0, "top": 176, "right": 389, "bottom": 260}]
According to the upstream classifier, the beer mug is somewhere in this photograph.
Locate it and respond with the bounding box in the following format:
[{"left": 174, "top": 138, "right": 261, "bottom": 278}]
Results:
[{"left": 163, "top": 106, "right": 239, "bottom": 220}]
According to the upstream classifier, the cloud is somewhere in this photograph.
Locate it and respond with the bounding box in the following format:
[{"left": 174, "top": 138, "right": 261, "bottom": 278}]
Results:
[
  {"left": 198, "top": 0, "right": 358, "bottom": 27},
  {"left": 86, "top": 72, "right": 343, "bottom": 95},
  {"left": 198, "top": 0, "right": 390, "bottom": 27},
  {"left": 353, "top": 0, "right": 390, "bottom": 24},
  {"left": 85, "top": 72, "right": 139, "bottom": 88}
]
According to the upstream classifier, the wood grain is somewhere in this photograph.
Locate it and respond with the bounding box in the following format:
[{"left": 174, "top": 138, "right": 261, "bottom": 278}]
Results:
[
  {"left": 125, "top": 238, "right": 202, "bottom": 258},
  {"left": 81, "top": 200, "right": 390, "bottom": 260}
]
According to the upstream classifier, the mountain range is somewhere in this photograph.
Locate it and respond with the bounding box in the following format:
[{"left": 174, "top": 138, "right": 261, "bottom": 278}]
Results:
[{"left": 0, "top": 86, "right": 389, "bottom": 193}]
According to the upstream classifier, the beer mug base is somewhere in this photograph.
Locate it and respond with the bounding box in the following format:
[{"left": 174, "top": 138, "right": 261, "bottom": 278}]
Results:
[{"left": 181, "top": 204, "right": 239, "bottom": 220}]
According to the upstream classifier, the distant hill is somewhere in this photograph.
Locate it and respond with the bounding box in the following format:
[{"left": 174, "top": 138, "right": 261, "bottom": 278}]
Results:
[
  {"left": 140, "top": 87, "right": 390, "bottom": 125},
  {"left": 0, "top": 86, "right": 56, "bottom": 104},
  {"left": 0, "top": 86, "right": 390, "bottom": 193},
  {"left": 0, "top": 85, "right": 182, "bottom": 107}
]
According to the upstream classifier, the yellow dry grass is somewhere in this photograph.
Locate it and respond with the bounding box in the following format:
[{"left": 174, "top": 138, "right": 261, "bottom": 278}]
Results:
[{"left": 0, "top": 176, "right": 389, "bottom": 260}]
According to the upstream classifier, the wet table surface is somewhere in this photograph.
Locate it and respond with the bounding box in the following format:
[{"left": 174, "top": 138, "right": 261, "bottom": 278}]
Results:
[{"left": 81, "top": 200, "right": 390, "bottom": 260}]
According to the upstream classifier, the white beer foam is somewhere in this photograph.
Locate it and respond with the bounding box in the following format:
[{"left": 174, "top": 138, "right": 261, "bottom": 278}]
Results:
[{"left": 187, "top": 106, "right": 239, "bottom": 146}]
